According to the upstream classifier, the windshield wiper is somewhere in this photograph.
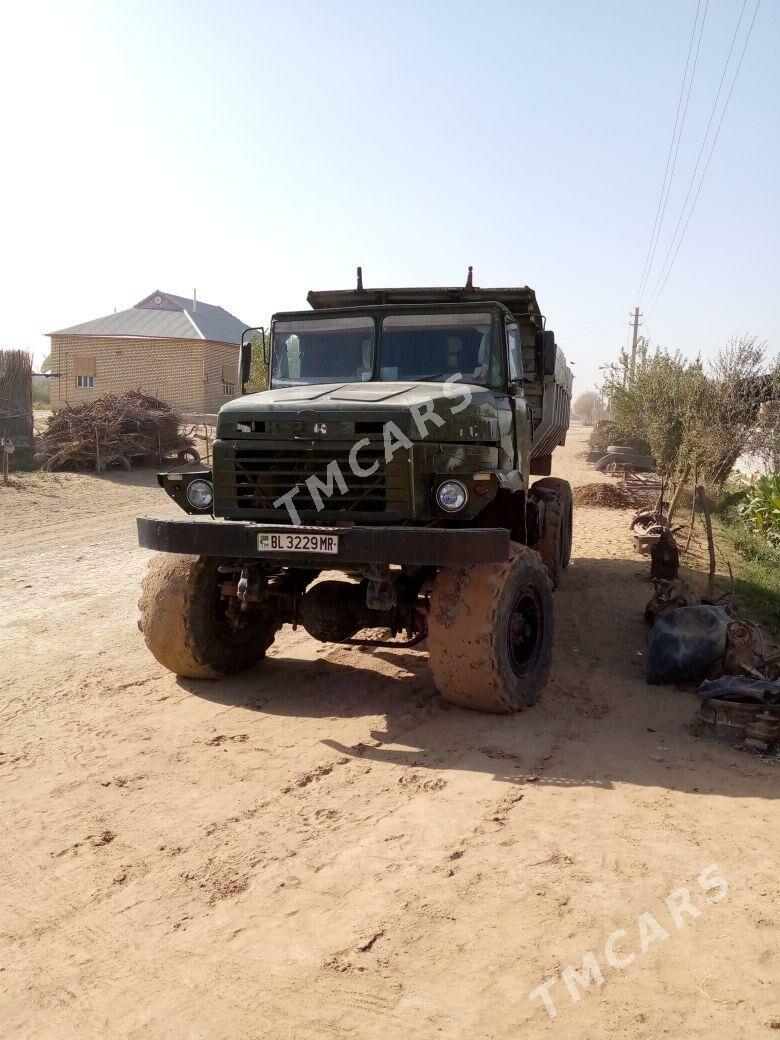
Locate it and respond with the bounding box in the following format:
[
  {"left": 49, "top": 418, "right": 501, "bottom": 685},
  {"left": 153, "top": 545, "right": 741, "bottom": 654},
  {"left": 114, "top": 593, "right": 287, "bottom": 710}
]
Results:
[{"left": 416, "top": 371, "right": 454, "bottom": 383}]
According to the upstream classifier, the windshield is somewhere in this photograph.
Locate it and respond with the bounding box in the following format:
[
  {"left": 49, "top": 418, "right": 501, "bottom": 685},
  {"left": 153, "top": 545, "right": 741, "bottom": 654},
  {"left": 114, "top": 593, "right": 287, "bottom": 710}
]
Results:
[
  {"left": 378, "top": 312, "right": 496, "bottom": 385},
  {"left": 270, "top": 310, "right": 498, "bottom": 388},
  {"left": 271, "top": 316, "right": 374, "bottom": 387}
]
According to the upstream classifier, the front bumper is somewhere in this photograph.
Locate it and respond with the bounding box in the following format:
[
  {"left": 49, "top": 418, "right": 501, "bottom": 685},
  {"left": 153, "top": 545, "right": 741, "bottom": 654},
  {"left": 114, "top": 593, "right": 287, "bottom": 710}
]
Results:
[{"left": 137, "top": 517, "right": 509, "bottom": 567}]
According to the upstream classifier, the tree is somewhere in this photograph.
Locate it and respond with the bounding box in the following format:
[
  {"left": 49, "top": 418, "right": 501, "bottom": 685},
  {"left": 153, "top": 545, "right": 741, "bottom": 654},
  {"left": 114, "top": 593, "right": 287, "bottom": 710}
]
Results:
[
  {"left": 572, "top": 391, "right": 599, "bottom": 424},
  {"left": 600, "top": 336, "right": 780, "bottom": 486}
]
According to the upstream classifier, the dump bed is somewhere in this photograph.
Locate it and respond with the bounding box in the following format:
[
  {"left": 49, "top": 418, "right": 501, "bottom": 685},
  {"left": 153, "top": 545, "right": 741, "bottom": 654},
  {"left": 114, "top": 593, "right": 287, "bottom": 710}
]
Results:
[{"left": 306, "top": 283, "right": 573, "bottom": 460}]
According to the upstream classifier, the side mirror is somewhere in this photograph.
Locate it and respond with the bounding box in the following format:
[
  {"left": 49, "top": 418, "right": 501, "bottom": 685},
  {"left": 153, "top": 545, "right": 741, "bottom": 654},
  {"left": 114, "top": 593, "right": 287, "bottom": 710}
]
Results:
[
  {"left": 239, "top": 340, "right": 252, "bottom": 390},
  {"left": 239, "top": 326, "right": 267, "bottom": 391},
  {"left": 535, "top": 329, "right": 557, "bottom": 377}
]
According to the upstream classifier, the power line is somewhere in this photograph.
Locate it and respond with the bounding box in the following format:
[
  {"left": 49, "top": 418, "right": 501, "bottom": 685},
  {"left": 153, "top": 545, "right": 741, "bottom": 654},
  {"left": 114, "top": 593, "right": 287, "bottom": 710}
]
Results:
[
  {"left": 646, "top": 0, "right": 750, "bottom": 308},
  {"left": 635, "top": 0, "right": 705, "bottom": 303},
  {"left": 640, "top": 0, "right": 709, "bottom": 304},
  {"left": 648, "top": 0, "right": 761, "bottom": 313}
]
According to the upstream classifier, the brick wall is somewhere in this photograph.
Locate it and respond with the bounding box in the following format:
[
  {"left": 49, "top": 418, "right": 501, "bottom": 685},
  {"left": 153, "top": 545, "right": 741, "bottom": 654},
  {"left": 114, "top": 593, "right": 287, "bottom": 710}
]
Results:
[
  {"left": 49, "top": 336, "right": 240, "bottom": 414},
  {"left": 202, "top": 341, "right": 241, "bottom": 414}
]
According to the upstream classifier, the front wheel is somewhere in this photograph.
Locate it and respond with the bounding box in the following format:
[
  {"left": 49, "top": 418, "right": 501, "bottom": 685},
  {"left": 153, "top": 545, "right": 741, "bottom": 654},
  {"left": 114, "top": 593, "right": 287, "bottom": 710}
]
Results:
[
  {"left": 138, "top": 554, "right": 279, "bottom": 678},
  {"left": 427, "top": 545, "right": 554, "bottom": 713}
]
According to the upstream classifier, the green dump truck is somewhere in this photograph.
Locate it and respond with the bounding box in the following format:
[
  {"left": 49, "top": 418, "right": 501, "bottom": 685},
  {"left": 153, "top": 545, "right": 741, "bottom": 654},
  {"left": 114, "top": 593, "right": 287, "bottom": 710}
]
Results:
[{"left": 137, "top": 273, "right": 573, "bottom": 713}]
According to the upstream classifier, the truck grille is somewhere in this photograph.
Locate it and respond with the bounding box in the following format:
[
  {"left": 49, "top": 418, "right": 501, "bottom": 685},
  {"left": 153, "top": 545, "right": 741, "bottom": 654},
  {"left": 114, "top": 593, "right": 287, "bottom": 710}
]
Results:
[{"left": 224, "top": 444, "right": 387, "bottom": 513}]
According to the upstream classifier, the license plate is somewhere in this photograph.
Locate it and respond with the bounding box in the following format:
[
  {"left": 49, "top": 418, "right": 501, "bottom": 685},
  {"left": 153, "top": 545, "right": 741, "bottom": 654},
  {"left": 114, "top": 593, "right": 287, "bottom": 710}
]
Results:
[{"left": 257, "top": 531, "right": 339, "bottom": 554}]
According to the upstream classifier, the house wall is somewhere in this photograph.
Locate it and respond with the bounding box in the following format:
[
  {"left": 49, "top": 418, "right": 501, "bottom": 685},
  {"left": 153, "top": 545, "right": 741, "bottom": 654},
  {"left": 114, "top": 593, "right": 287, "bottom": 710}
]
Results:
[
  {"left": 202, "top": 341, "right": 241, "bottom": 415},
  {"left": 49, "top": 336, "right": 240, "bottom": 414}
]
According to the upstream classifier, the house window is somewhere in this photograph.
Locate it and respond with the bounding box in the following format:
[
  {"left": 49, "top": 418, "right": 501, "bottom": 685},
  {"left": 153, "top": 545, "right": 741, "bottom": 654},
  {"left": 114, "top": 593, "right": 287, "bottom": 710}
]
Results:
[
  {"left": 74, "top": 355, "right": 96, "bottom": 388},
  {"left": 223, "top": 382, "right": 236, "bottom": 397}
]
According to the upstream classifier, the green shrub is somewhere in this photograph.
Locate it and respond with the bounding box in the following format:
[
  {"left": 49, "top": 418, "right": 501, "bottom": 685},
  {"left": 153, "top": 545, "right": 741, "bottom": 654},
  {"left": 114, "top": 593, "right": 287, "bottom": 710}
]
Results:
[
  {"left": 711, "top": 512, "right": 780, "bottom": 632},
  {"left": 737, "top": 474, "right": 780, "bottom": 547}
]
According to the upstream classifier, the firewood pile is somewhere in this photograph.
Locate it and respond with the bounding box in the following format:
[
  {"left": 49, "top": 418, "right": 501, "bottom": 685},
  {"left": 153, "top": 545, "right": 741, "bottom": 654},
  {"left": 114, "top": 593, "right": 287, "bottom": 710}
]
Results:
[{"left": 35, "top": 391, "right": 199, "bottom": 471}]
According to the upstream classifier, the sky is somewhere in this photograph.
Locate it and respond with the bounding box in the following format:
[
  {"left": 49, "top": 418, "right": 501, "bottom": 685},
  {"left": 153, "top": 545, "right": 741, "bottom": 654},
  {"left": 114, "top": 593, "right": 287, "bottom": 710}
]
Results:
[{"left": 1, "top": 0, "right": 777, "bottom": 393}]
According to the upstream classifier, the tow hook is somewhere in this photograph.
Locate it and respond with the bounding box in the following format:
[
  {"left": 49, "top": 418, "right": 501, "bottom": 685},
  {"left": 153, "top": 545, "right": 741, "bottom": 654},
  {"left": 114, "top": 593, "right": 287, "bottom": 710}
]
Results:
[
  {"left": 218, "top": 563, "right": 266, "bottom": 609},
  {"left": 365, "top": 563, "right": 396, "bottom": 611},
  {"left": 237, "top": 565, "right": 265, "bottom": 607}
]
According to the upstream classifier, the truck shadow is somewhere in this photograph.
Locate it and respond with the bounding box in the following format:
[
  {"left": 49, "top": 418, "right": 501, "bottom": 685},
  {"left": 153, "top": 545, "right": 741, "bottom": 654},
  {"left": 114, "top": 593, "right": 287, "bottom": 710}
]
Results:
[
  {"left": 180, "top": 555, "right": 779, "bottom": 800},
  {"left": 99, "top": 462, "right": 204, "bottom": 490}
]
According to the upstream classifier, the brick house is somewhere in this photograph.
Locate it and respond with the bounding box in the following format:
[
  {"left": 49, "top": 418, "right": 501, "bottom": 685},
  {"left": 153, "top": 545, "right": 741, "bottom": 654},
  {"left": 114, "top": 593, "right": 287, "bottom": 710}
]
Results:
[{"left": 47, "top": 291, "right": 250, "bottom": 414}]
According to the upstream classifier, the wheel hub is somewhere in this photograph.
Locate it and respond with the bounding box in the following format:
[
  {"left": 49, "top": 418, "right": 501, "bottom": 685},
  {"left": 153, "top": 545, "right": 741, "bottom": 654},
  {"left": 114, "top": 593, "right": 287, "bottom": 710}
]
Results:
[{"left": 508, "top": 588, "right": 543, "bottom": 675}]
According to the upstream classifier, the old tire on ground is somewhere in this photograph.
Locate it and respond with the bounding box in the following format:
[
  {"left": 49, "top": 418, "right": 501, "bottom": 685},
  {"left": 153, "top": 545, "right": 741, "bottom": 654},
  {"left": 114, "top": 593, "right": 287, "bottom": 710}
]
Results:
[
  {"left": 428, "top": 544, "right": 554, "bottom": 713},
  {"left": 138, "top": 553, "right": 278, "bottom": 679},
  {"left": 533, "top": 477, "right": 573, "bottom": 571},
  {"left": 595, "top": 452, "right": 655, "bottom": 473}
]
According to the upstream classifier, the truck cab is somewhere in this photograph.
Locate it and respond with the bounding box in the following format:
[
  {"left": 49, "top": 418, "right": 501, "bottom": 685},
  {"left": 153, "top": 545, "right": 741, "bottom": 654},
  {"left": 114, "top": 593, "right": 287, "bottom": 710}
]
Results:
[
  {"left": 215, "top": 300, "right": 527, "bottom": 526},
  {"left": 137, "top": 277, "right": 573, "bottom": 714}
]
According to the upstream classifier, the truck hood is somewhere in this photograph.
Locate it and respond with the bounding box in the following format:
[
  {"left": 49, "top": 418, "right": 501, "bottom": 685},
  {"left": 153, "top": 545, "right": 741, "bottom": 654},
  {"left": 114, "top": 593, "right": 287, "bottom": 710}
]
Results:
[
  {"left": 218, "top": 381, "right": 499, "bottom": 442},
  {"left": 221, "top": 381, "right": 476, "bottom": 410}
]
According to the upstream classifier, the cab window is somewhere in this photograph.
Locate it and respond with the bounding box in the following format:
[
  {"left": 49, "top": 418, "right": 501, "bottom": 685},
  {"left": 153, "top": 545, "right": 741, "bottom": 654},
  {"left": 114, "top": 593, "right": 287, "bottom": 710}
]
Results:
[{"left": 506, "top": 323, "right": 522, "bottom": 382}]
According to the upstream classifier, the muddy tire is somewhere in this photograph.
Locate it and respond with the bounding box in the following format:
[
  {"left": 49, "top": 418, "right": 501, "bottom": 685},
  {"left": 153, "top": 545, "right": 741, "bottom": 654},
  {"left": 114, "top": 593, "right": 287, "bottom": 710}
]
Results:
[
  {"left": 563, "top": 492, "right": 573, "bottom": 568},
  {"left": 427, "top": 544, "right": 554, "bottom": 713},
  {"left": 138, "top": 553, "right": 278, "bottom": 679},
  {"left": 531, "top": 490, "right": 562, "bottom": 587},
  {"left": 533, "top": 477, "right": 573, "bottom": 572}
]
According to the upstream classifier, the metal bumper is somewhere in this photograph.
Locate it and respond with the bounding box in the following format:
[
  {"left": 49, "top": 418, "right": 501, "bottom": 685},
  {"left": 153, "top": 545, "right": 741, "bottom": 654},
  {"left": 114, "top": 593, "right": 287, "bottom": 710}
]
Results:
[{"left": 137, "top": 517, "right": 509, "bottom": 566}]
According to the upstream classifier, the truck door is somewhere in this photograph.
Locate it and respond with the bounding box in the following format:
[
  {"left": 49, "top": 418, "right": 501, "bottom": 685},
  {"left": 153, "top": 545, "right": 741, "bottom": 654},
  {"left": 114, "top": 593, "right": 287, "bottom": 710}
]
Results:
[{"left": 506, "top": 321, "right": 531, "bottom": 487}]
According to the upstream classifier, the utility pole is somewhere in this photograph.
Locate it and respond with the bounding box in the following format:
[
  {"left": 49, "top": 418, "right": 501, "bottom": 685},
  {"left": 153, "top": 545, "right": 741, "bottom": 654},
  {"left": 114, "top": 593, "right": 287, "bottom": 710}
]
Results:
[{"left": 629, "top": 307, "right": 642, "bottom": 383}]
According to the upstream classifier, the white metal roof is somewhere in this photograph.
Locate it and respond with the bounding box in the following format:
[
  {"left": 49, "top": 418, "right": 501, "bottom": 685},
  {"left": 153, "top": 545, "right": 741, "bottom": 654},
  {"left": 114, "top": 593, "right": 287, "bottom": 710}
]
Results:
[{"left": 49, "top": 290, "right": 249, "bottom": 344}]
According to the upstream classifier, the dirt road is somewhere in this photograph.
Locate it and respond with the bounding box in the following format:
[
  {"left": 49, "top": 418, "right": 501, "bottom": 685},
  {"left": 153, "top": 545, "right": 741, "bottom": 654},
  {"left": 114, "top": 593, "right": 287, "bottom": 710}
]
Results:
[{"left": 2, "top": 427, "right": 778, "bottom": 1039}]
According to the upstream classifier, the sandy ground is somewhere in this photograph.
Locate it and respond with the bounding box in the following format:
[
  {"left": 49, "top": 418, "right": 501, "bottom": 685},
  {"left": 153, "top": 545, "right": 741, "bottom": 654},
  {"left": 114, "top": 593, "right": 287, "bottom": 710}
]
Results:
[{"left": 1, "top": 426, "right": 778, "bottom": 1039}]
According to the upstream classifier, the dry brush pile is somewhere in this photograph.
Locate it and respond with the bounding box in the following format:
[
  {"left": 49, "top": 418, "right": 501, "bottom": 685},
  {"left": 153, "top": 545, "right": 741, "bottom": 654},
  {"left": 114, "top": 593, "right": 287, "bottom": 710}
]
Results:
[
  {"left": 0, "top": 349, "right": 33, "bottom": 440},
  {"left": 36, "top": 391, "right": 198, "bottom": 471}
]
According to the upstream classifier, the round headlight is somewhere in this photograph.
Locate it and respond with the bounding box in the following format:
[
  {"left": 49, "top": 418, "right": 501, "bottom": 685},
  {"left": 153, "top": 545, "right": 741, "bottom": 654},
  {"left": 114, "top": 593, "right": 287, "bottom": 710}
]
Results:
[
  {"left": 436, "top": 479, "right": 468, "bottom": 513},
  {"left": 186, "top": 479, "right": 214, "bottom": 510}
]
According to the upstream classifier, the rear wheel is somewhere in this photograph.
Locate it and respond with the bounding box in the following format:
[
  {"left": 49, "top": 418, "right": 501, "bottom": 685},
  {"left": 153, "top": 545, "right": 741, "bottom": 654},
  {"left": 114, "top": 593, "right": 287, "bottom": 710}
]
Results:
[
  {"left": 532, "top": 477, "right": 573, "bottom": 581},
  {"left": 427, "top": 545, "right": 554, "bottom": 713},
  {"left": 138, "top": 554, "right": 278, "bottom": 678}
]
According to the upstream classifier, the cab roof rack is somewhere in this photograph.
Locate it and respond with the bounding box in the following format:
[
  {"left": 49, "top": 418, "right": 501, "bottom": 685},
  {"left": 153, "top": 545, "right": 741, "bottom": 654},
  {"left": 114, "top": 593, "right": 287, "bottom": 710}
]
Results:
[{"left": 307, "top": 271, "right": 543, "bottom": 325}]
